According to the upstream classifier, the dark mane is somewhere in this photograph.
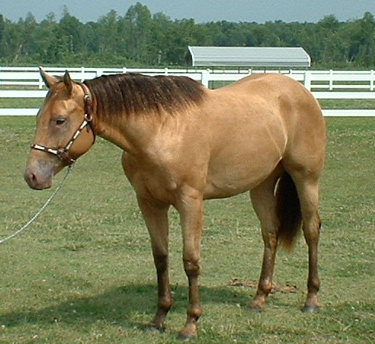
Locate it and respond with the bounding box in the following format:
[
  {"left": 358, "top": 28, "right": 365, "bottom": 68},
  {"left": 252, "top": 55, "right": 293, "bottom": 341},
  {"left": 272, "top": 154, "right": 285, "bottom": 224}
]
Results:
[{"left": 84, "top": 73, "right": 205, "bottom": 118}]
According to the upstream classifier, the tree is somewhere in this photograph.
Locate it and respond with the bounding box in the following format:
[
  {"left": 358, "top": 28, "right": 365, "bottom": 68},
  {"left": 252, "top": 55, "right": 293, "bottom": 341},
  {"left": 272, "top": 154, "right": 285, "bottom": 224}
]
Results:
[
  {"left": 60, "top": 8, "right": 83, "bottom": 52},
  {"left": 32, "top": 13, "right": 58, "bottom": 63},
  {"left": 121, "top": 2, "right": 153, "bottom": 64},
  {"left": 0, "top": 15, "right": 5, "bottom": 53},
  {"left": 249, "top": 23, "right": 281, "bottom": 46},
  {"left": 352, "top": 12, "right": 375, "bottom": 67},
  {"left": 0, "top": 6, "right": 374, "bottom": 68},
  {"left": 149, "top": 12, "right": 173, "bottom": 65},
  {"left": 314, "top": 15, "right": 349, "bottom": 67}
]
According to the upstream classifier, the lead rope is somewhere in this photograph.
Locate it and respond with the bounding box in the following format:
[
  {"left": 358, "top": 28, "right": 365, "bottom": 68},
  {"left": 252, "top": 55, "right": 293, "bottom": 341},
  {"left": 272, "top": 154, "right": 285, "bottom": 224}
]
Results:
[{"left": 0, "top": 165, "right": 73, "bottom": 245}]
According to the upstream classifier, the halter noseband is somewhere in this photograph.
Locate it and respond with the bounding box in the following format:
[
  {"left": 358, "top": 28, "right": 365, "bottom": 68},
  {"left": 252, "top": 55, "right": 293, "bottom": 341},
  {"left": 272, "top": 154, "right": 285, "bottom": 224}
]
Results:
[{"left": 31, "top": 83, "right": 95, "bottom": 165}]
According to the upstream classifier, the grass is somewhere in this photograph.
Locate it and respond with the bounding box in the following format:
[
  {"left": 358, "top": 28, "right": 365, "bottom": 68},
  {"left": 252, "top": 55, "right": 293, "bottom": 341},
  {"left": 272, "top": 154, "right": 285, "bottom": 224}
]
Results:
[
  {"left": 318, "top": 99, "right": 374, "bottom": 109},
  {"left": 0, "top": 98, "right": 44, "bottom": 109},
  {"left": 0, "top": 116, "right": 374, "bottom": 343}
]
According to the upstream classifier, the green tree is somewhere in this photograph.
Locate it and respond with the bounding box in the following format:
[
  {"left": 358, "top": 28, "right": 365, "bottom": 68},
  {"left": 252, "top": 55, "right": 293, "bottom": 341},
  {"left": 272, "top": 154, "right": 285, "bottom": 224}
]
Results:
[
  {"left": 353, "top": 12, "right": 375, "bottom": 67},
  {"left": 0, "top": 5, "right": 374, "bottom": 68},
  {"left": 32, "top": 13, "right": 58, "bottom": 63},
  {"left": 249, "top": 23, "right": 281, "bottom": 46},
  {"left": 122, "top": 2, "right": 153, "bottom": 64},
  {"left": 148, "top": 12, "right": 173, "bottom": 65},
  {"left": 315, "top": 15, "right": 349, "bottom": 67},
  {"left": 0, "top": 14, "right": 5, "bottom": 56},
  {"left": 55, "top": 7, "right": 84, "bottom": 63}
]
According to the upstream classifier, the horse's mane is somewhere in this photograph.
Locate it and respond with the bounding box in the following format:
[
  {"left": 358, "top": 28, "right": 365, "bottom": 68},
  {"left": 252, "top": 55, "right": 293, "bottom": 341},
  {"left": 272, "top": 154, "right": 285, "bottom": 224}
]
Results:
[{"left": 84, "top": 73, "right": 205, "bottom": 119}]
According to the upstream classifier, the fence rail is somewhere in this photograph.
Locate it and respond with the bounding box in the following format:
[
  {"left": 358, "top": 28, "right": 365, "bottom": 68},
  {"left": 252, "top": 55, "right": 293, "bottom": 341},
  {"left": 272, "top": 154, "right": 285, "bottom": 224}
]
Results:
[{"left": 0, "top": 67, "right": 374, "bottom": 116}]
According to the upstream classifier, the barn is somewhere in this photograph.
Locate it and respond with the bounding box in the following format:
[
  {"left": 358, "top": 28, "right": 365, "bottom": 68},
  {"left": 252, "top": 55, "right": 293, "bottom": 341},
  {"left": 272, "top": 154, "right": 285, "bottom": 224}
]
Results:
[{"left": 186, "top": 46, "right": 311, "bottom": 68}]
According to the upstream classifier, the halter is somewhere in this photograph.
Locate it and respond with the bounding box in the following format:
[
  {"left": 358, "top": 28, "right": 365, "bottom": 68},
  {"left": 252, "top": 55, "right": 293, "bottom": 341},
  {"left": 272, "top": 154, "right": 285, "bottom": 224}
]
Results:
[{"left": 31, "top": 83, "right": 95, "bottom": 165}]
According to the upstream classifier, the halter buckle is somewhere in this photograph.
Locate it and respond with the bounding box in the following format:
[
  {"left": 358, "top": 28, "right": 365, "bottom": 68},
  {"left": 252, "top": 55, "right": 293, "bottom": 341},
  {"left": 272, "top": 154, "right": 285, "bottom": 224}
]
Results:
[{"left": 85, "top": 113, "right": 93, "bottom": 122}]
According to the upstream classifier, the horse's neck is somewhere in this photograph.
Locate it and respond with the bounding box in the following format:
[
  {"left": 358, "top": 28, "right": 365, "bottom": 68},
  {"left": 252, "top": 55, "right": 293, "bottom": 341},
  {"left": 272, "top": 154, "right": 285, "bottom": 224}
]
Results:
[{"left": 95, "top": 111, "right": 162, "bottom": 156}]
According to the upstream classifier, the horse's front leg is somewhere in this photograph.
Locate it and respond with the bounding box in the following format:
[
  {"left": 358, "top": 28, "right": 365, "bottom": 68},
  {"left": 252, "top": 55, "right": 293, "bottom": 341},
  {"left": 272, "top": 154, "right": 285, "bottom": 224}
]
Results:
[
  {"left": 175, "top": 187, "right": 204, "bottom": 340},
  {"left": 137, "top": 196, "right": 172, "bottom": 331}
]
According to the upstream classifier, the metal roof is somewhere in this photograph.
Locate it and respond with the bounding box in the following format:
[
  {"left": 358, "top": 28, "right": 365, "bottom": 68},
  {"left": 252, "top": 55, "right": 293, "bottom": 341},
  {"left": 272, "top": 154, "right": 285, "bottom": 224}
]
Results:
[{"left": 186, "top": 46, "right": 311, "bottom": 68}]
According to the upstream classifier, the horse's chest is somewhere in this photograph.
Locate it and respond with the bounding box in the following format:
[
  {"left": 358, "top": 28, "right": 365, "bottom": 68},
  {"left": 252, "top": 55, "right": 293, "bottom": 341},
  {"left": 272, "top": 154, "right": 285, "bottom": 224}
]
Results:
[{"left": 123, "top": 158, "right": 179, "bottom": 203}]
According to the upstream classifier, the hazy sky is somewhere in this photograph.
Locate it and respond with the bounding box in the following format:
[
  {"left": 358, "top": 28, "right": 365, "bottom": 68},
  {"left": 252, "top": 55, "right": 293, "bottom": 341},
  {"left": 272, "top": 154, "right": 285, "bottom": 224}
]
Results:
[{"left": 0, "top": 0, "right": 374, "bottom": 23}]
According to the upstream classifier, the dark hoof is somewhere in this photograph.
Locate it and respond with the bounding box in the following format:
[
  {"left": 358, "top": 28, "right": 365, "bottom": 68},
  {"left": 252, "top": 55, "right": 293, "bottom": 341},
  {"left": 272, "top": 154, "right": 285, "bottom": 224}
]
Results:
[
  {"left": 247, "top": 304, "right": 264, "bottom": 313},
  {"left": 144, "top": 325, "right": 165, "bottom": 334},
  {"left": 177, "top": 331, "right": 197, "bottom": 341},
  {"left": 302, "top": 305, "right": 320, "bottom": 313}
]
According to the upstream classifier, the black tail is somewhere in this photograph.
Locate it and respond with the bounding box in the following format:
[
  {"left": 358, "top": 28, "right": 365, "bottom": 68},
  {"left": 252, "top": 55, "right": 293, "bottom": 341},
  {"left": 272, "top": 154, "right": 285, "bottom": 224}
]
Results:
[{"left": 276, "top": 172, "right": 302, "bottom": 251}]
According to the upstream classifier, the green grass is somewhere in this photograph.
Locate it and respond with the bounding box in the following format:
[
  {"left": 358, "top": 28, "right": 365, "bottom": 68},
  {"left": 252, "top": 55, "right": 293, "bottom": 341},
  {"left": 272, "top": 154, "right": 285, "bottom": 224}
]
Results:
[
  {"left": 0, "top": 98, "right": 44, "bottom": 109},
  {"left": 318, "top": 99, "right": 374, "bottom": 109},
  {"left": 0, "top": 116, "right": 374, "bottom": 343}
]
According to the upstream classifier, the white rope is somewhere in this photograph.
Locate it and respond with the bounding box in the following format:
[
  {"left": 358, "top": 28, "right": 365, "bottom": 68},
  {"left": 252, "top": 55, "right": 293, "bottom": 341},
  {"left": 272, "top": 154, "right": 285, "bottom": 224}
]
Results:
[{"left": 0, "top": 166, "right": 72, "bottom": 245}]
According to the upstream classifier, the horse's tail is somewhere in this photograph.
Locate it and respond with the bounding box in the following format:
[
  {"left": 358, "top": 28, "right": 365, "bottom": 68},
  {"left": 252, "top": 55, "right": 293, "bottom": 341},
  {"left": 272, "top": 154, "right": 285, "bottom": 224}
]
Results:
[{"left": 276, "top": 172, "right": 302, "bottom": 251}]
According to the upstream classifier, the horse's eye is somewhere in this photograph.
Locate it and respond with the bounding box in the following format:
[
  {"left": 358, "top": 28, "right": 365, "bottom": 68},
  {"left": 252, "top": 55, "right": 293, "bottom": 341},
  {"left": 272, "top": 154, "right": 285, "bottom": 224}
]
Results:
[{"left": 55, "top": 117, "right": 66, "bottom": 126}]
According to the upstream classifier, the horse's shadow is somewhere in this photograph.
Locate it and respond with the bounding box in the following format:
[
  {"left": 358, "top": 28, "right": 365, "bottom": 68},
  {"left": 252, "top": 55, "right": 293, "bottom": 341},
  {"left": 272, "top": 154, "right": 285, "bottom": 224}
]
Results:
[{"left": 0, "top": 283, "right": 252, "bottom": 330}]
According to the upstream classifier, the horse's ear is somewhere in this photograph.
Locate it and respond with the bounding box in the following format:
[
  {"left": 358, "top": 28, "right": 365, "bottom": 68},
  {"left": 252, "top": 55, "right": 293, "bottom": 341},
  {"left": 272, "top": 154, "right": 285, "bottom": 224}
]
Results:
[
  {"left": 63, "top": 70, "right": 73, "bottom": 95},
  {"left": 39, "top": 66, "right": 58, "bottom": 89}
]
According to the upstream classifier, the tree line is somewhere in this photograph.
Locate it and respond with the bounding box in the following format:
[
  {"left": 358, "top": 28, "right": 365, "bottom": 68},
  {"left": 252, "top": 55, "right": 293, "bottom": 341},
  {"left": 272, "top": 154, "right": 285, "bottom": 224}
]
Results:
[{"left": 0, "top": 2, "right": 374, "bottom": 68}]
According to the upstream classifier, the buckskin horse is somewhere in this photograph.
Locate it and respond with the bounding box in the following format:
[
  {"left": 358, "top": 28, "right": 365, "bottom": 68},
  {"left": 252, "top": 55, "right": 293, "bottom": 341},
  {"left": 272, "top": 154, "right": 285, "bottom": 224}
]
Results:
[{"left": 24, "top": 68, "right": 326, "bottom": 340}]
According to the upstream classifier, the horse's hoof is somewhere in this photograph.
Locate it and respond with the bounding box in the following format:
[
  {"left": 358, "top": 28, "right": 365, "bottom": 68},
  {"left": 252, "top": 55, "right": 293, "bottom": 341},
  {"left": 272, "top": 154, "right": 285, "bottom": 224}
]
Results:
[
  {"left": 144, "top": 325, "right": 165, "bottom": 334},
  {"left": 249, "top": 306, "right": 263, "bottom": 313},
  {"left": 177, "top": 331, "right": 197, "bottom": 341},
  {"left": 302, "top": 305, "right": 320, "bottom": 313},
  {"left": 247, "top": 303, "right": 264, "bottom": 313}
]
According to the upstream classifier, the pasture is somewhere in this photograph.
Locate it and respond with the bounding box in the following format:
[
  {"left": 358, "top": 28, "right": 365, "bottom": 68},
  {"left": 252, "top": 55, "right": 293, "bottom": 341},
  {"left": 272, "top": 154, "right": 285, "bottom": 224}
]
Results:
[{"left": 0, "top": 116, "right": 374, "bottom": 343}]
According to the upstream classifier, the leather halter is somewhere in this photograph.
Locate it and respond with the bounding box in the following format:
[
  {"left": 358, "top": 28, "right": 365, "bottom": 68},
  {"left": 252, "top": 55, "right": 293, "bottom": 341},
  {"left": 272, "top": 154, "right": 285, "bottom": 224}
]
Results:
[{"left": 31, "top": 83, "right": 96, "bottom": 165}]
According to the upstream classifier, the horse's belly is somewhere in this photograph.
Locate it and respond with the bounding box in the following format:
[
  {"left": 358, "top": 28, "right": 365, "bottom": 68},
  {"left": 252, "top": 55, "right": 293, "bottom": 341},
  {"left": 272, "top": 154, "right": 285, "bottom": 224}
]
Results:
[{"left": 203, "top": 158, "right": 280, "bottom": 199}]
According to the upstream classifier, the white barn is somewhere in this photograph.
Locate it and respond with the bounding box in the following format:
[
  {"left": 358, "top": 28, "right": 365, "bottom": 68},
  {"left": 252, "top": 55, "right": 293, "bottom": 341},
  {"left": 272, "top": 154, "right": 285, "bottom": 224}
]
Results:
[{"left": 186, "top": 46, "right": 311, "bottom": 68}]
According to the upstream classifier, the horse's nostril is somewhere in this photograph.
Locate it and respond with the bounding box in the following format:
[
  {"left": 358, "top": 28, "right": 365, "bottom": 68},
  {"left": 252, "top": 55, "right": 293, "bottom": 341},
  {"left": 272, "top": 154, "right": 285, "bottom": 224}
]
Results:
[
  {"left": 24, "top": 171, "right": 38, "bottom": 187},
  {"left": 31, "top": 173, "right": 37, "bottom": 183}
]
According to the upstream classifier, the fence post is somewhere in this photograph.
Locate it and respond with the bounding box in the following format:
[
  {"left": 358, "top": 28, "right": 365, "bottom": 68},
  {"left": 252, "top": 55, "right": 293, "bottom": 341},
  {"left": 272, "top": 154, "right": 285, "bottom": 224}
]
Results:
[
  {"left": 370, "top": 70, "right": 374, "bottom": 91},
  {"left": 201, "top": 69, "right": 210, "bottom": 88},
  {"left": 96, "top": 69, "right": 104, "bottom": 78},
  {"left": 38, "top": 74, "right": 43, "bottom": 89},
  {"left": 304, "top": 71, "right": 311, "bottom": 90},
  {"left": 329, "top": 69, "right": 334, "bottom": 90},
  {"left": 80, "top": 66, "right": 85, "bottom": 82}
]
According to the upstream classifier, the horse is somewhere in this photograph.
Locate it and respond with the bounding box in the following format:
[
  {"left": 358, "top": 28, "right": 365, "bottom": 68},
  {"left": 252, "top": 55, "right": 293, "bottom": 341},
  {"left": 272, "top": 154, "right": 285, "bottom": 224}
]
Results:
[{"left": 24, "top": 68, "right": 326, "bottom": 340}]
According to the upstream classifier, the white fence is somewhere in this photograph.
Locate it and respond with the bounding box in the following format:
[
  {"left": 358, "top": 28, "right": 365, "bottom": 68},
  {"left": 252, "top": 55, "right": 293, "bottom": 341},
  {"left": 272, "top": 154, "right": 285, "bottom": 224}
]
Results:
[{"left": 0, "top": 67, "right": 374, "bottom": 116}]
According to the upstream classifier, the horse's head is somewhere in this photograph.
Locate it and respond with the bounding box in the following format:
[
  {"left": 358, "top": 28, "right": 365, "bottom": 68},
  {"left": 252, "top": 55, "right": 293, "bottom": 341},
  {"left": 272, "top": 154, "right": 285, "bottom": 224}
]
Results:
[{"left": 24, "top": 68, "right": 95, "bottom": 190}]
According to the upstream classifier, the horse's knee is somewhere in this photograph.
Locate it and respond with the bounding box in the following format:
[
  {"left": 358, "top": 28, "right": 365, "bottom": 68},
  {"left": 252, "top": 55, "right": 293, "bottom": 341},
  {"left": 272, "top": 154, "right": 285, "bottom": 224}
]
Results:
[{"left": 183, "top": 258, "right": 201, "bottom": 277}]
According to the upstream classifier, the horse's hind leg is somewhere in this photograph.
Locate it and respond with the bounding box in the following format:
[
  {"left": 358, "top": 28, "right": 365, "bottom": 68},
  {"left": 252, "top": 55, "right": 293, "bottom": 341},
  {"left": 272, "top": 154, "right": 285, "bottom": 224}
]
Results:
[
  {"left": 137, "top": 196, "right": 172, "bottom": 331},
  {"left": 293, "top": 175, "right": 322, "bottom": 312},
  {"left": 249, "top": 169, "right": 281, "bottom": 311}
]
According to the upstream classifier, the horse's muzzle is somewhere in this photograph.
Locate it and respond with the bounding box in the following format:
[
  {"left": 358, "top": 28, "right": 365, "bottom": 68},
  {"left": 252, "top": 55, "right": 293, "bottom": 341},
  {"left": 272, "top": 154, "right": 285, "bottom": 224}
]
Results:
[
  {"left": 24, "top": 170, "right": 52, "bottom": 190},
  {"left": 24, "top": 160, "right": 55, "bottom": 190}
]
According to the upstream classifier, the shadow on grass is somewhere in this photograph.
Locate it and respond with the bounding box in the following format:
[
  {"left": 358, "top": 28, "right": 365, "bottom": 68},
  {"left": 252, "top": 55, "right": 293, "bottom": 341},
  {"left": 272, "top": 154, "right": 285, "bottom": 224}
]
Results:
[{"left": 0, "top": 283, "right": 252, "bottom": 330}]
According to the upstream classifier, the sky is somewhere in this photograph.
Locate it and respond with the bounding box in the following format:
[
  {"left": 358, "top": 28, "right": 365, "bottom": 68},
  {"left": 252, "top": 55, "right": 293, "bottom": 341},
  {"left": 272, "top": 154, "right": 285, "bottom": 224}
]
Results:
[{"left": 0, "top": 0, "right": 374, "bottom": 24}]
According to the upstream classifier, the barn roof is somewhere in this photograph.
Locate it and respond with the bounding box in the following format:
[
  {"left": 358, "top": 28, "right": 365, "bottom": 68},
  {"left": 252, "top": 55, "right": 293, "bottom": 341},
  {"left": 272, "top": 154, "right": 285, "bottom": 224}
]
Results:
[{"left": 186, "top": 46, "right": 311, "bottom": 68}]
